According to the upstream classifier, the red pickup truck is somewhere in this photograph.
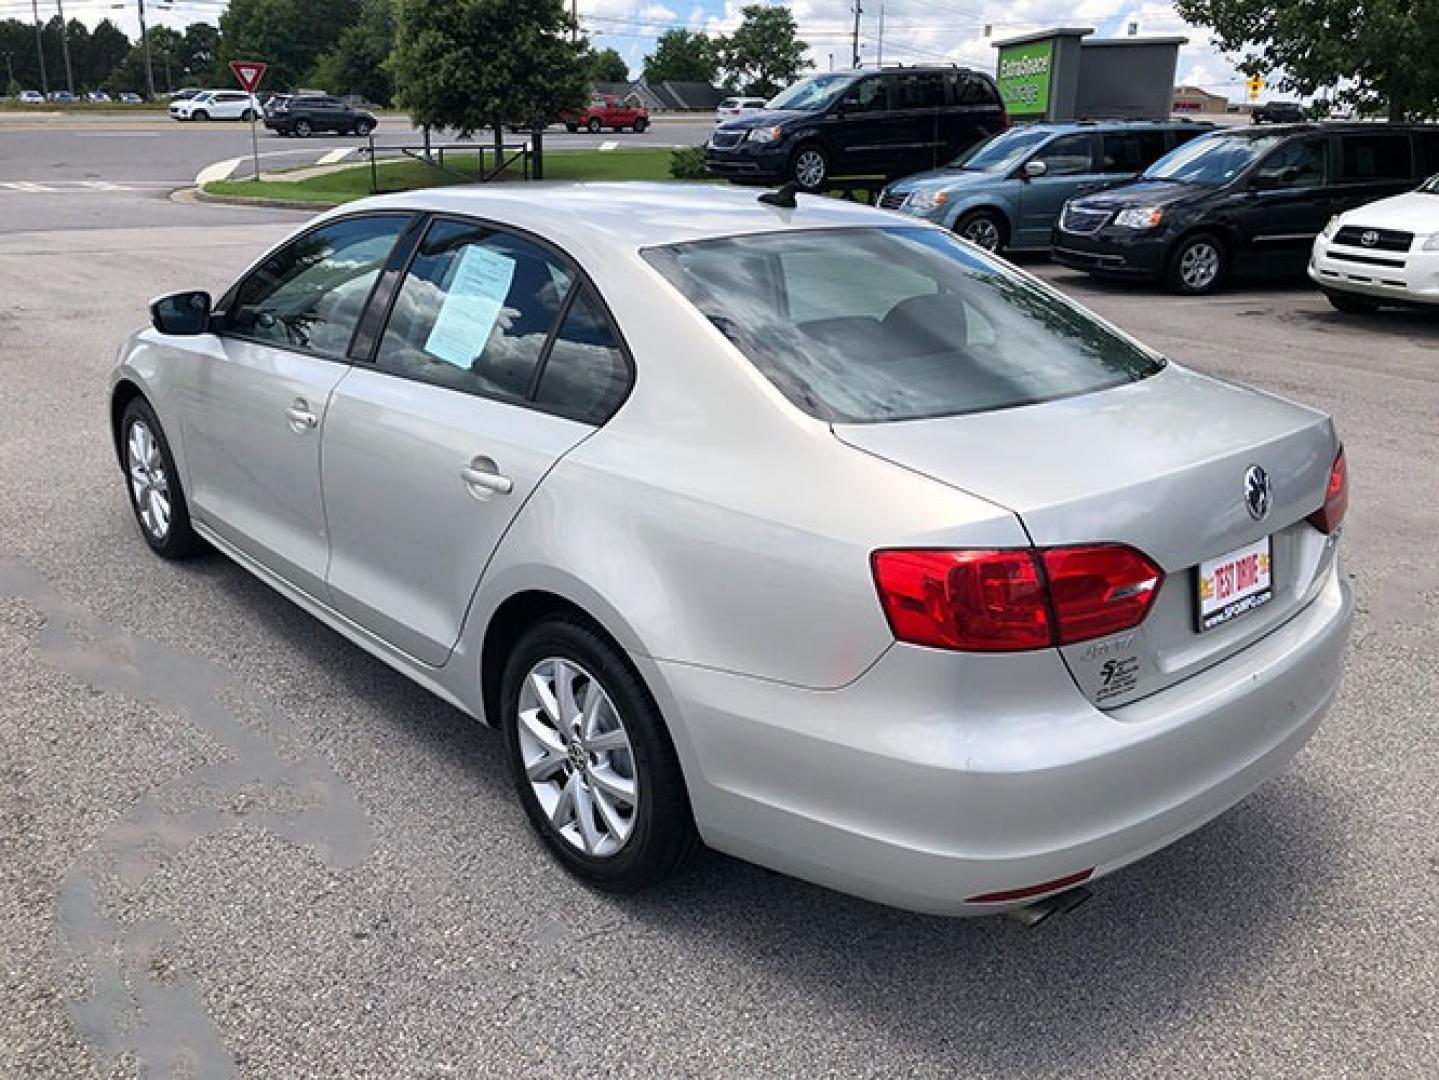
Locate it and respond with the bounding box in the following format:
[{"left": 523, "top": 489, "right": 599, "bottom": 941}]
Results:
[{"left": 562, "top": 95, "right": 650, "bottom": 134}]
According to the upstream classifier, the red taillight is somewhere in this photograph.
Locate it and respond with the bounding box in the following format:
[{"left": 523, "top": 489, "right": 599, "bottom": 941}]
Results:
[
  {"left": 1041, "top": 544, "right": 1164, "bottom": 645},
  {"left": 1308, "top": 446, "right": 1348, "bottom": 534},
  {"left": 871, "top": 544, "right": 1164, "bottom": 653}
]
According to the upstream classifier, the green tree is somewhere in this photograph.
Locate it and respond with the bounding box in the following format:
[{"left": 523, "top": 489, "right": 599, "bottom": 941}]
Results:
[
  {"left": 310, "top": 0, "right": 396, "bottom": 104},
  {"left": 642, "top": 28, "right": 716, "bottom": 84},
  {"left": 389, "top": 0, "right": 589, "bottom": 139},
  {"left": 719, "top": 6, "right": 808, "bottom": 98},
  {"left": 180, "top": 22, "right": 223, "bottom": 85},
  {"left": 221, "top": 0, "right": 360, "bottom": 91},
  {"left": 84, "top": 19, "right": 132, "bottom": 89},
  {"left": 589, "top": 46, "right": 629, "bottom": 84},
  {"left": 1175, "top": 0, "right": 1439, "bottom": 120}
]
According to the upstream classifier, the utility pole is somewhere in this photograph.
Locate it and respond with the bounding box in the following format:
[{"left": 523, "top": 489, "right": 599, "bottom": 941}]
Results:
[
  {"left": 850, "top": 1, "right": 862, "bottom": 69},
  {"left": 3, "top": 51, "right": 14, "bottom": 92},
  {"left": 55, "top": 0, "right": 73, "bottom": 95},
  {"left": 571, "top": 0, "right": 577, "bottom": 45},
  {"left": 30, "top": 0, "right": 48, "bottom": 96},
  {"left": 136, "top": 0, "right": 156, "bottom": 100},
  {"left": 877, "top": 4, "right": 884, "bottom": 68}
]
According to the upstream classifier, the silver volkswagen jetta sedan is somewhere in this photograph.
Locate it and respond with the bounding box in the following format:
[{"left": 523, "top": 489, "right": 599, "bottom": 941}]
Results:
[{"left": 111, "top": 183, "right": 1352, "bottom": 917}]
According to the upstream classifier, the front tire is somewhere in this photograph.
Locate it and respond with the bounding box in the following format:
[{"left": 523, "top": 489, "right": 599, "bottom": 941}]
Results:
[
  {"left": 790, "top": 142, "right": 829, "bottom": 191},
  {"left": 191, "top": 109, "right": 209, "bottom": 122},
  {"left": 954, "top": 209, "right": 1007, "bottom": 253},
  {"left": 295, "top": 118, "right": 313, "bottom": 137},
  {"left": 241, "top": 109, "right": 255, "bottom": 121},
  {"left": 587, "top": 117, "right": 602, "bottom": 134},
  {"left": 1166, "top": 233, "right": 1228, "bottom": 295},
  {"left": 633, "top": 117, "right": 648, "bottom": 133},
  {"left": 120, "top": 398, "right": 202, "bottom": 560},
  {"left": 500, "top": 616, "right": 698, "bottom": 892}
]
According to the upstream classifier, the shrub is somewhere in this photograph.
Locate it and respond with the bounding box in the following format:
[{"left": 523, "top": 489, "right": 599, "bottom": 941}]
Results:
[{"left": 669, "top": 145, "right": 707, "bottom": 180}]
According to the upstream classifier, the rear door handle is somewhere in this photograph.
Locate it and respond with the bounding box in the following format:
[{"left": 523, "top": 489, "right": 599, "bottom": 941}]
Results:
[
  {"left": 462, "top": 457, "right": 513, "bottom": 497},
  {"left": 285, "top": 399, "right": 319, "bottom": 433}
]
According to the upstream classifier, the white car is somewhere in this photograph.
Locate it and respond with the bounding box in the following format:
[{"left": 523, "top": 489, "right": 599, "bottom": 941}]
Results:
[
  {"left": 1311, "top": 174, "right": 1439, "bottom": 311},
  {"left": 715, "top": 96, "right": 767, "bottom": 123},
  {"left": 18, "top": 90, "right": 45, "bottom": 104},
  {"left": 169, "top": 90, "right": 259, "bottom": 122}
]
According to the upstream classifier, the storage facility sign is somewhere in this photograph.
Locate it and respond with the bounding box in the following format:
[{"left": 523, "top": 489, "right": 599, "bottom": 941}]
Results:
[{"left": 996, "top": 40, "right": 1054, "bottom": 118}]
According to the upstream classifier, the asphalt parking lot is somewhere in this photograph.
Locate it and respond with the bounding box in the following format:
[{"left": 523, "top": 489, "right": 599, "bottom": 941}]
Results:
[{"left": 2, "top": 127, "right": 1438, "bottom": 1077}]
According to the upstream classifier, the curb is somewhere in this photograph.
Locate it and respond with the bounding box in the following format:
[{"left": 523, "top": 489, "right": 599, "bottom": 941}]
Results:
[{"left": 178, "top": 186, "right": 340, "bottom": 212}]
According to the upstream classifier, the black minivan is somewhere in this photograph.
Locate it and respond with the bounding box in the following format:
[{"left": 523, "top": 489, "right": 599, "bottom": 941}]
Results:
[
  {"left": 1053, "top": 124, "right": 1439, "bottom": 293},
  {"left": 704, "top": 67, "right": 1008, "bottom": 191}
]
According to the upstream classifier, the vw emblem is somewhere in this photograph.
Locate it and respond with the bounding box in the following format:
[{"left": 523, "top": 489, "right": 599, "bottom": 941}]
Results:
[
  {"left": 1244, "top": 465, "right": 1272, "bottom": 521},
  {"left": 1360, "top": 229, "right": 1379, "bottom": 247}
]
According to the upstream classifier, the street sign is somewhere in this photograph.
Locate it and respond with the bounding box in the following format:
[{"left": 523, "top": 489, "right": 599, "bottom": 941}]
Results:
[
  {"left": 229, "top": 60, "right": 267, "bottom": 94},
  {"left": 228, "top": 61, "right": 268, "bottom": 181}
]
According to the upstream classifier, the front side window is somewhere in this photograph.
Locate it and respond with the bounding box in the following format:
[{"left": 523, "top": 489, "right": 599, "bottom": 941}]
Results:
[
  {"left": 1032, "top": 133, "right": 1094, "bottom": 176},
  {"left": 375, "top": 220, "right": 573, "bottom": 401},
  {"left": 227, "top": 215, "right": 409, "bottom": 358},
  {"left": 1254, "top": 137, "right": 1328, "bottom": 187},
  {"left": 839, "top": 77, "right": 887, "bottom": 114},
  {"left": 643, "top": 227, "right": 1162, "bottom": 423},
  {"left": 1340, "top": 134, "right": 1412, "bottom": 181}
]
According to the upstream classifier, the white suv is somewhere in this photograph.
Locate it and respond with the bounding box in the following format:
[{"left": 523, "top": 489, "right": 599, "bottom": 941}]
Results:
[
  {"left": 169, "top": 90, "right": 259, "bottom": 122},
  {"left": 1311, "top": 174, "right": 1439, "bottom": 311}
]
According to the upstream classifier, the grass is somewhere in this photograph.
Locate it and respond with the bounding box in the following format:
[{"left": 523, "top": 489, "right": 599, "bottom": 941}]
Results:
[{"left": 205, "top": 147, "right": 686, "bottom": 204}]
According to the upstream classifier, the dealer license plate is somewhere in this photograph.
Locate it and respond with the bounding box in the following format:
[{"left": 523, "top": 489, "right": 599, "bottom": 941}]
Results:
[{"left": 1196, "top": 537, "right": 1273, "bottom": 632}]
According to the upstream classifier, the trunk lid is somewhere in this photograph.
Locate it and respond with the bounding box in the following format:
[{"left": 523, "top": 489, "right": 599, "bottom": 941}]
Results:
[{"left": 835, "top": 364, "right": 1340, "bottom": 707}]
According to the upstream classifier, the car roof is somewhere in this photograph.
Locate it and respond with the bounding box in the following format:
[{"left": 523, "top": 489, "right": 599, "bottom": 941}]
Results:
[
  {"left": 1037, "top": 119, "right": 1215, "bottom": 133},
  {"left": 350, "top": 182, "right": 908, "bottom": 251},
  {"left": 1213, "top": 122, "right": 1439, "bottom": 138}
]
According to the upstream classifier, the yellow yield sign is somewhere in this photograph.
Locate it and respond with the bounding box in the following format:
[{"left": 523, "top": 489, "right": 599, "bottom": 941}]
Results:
[{"left": 1247, "top": 75, "right": 1265, "bottom": 101}]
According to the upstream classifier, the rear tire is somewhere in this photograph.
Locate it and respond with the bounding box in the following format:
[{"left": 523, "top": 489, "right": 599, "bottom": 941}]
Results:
[
  {"left": 633, "top": 117, "right": 648, "bottom": 133},
  {"left": 1165, "top": 232, "right": 1228, "bottom": 295},
  {"left": 354, "top": 119, "right": 373, "bottom": 137},
  {"left": 500, "top": 616, "right": 699, "bottom": 893},
  {"left": 120, "top": 398, "right": 203, "bottom": 560},
  {"left": 241, "top": 109, "right": 255, "bottom": 122},
  {"left": 587, "top": 117, "right": 602, "bottom": 134},
  {"left": 295, "top": 118, "right": 313, "bottom": 137},
  {"left": 565, "top": 123, "right": 577, "bottom": 133},
  {"left": 1325, "top": 290, "right": 1380, "bottom": 314}
]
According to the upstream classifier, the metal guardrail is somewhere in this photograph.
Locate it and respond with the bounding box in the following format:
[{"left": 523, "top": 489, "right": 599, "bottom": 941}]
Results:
[{"left": 362, "top": 133, "right": 531, "bottom": 193}]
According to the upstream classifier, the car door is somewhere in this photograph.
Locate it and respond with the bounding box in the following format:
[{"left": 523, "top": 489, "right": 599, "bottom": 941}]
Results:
[
  {"left": 827, "top": 75, "right": 892, "bottom": 174},
  {"left": 182, "top": 214, "right": 414, "bottom": 597},
  {"left": 1014, "top": 132, "right": 1102, "bottom": 247},
  {"left": 886, "top": 71, "right": 949, "bottom": 174},
  {"left": 320, "top": 217, "right": 631, "bottom": 665},
  {"left": 1233, "top": 135, "right": 1333, "bottom": 274}
]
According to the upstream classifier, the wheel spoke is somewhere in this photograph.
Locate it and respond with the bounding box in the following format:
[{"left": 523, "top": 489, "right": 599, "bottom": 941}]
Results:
[
  {"left": 588, "top": 765, "right": 635, "bottom": 807},
  {"left": 579, "top": 684, "right": 605, "bottom": 741},
  {"left": 517, "top": 705, "right": 565, "bottom": 754},
  {"left": 525, "top": 744, "right": 567, "bottom": 782},
  {"left": 528, "top": 670, "right": 562, "bottom": 726},
  {"left": 555, "top": 662, "right": 581, "bottom": 727},
  {"left": 584, "top": 728, "right": 628, "bottom": 753},
  {"left": 592, "top": 785, "right": 631, "bottom": 841},
  {"left": 573, "top": 779, "right": 602, "bottom": 853},
  {"left": 549, "top": 772, "right": 578, "bottom": 833}
]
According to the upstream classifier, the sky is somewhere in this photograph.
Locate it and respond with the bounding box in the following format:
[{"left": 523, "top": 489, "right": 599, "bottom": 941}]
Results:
[{"left": 3, "top": 0, "right": 1254, "bottom": 103}]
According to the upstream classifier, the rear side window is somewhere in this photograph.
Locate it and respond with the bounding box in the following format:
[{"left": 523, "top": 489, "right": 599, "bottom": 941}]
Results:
[
  {"left": 1340, "top": 134, "right": 1413, "bottom": 181},
  {"left": 376, "top": 220, "right": 573, "bottom": 401},
  {"left": 1100, "top": 131, "right": 1169, "bottom": 173},
  {"left": 892, "top": 73, "right": 946, "bottom": 110},
  {"left": 643, "top": 227, "right": 1161, "bottom": 423},
  {"left": 534, "top": 287, "right": 630, "bottom": 422},
  {"left": 227, "top": 214, "right": 409, "bottom": 358}
]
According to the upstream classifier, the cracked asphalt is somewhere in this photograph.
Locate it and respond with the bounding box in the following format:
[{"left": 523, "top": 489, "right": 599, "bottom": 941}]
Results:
[{"left": 0, "top": 209, "right": 1436, "bottom": 1078}]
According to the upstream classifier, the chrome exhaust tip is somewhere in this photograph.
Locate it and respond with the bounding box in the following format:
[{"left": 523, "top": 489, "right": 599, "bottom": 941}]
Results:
[{"left": 1007, "top": 885, "right": 1092, "bottom": 927}]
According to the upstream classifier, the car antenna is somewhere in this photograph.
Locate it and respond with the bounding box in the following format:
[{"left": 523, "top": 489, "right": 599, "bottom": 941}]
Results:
[{"left": 758, "top": 182, "right": 801, "bottom": 209}]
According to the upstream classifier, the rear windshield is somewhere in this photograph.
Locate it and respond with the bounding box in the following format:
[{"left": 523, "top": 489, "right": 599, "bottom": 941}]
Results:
[{"left": 643, "top": 227, "right": 1162, "bottom": 423}]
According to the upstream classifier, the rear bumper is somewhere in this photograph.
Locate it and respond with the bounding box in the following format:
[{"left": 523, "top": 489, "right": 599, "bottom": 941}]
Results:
[
  {"left": 1310, "top": 238, "right": 1439, "bottom": 305},
  {"left": 1052, "top": 228, "right": 1169, "bottom": 277},
  {"left": 651, "top": 563, "right": 1352, "bottom": 916}
]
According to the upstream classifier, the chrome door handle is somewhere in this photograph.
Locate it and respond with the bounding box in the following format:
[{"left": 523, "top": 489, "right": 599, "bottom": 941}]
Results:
[
  {"left": 461, "top": 457, "right": 513, "bottom": 497},
  {"left": 285, "top": 399, "right": 319, "bottom": 432}
]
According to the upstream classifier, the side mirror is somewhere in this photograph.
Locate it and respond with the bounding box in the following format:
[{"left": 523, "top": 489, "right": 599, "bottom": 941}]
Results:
[
  {"left": 150, "top": 290, "right": 212, "bottom": 335},
  {"left": 1023, "top": 159, "right": 1048, "bottom": 179}
]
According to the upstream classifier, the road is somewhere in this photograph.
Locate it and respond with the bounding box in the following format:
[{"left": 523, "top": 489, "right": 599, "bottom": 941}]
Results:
[{"left": 0, "top": 122, "right": 1436, "bottom": 1079}]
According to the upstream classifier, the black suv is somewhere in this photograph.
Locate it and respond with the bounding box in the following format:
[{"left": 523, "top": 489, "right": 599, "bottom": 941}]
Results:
[
  {"left": 1252, "top": 101, "right": 1305, "bottom": 124},
  {"left": 264, "top": 94, "right": 377, "bottom": 137},
  {"left": 1052, "top": 123, "right": 1439, "bottom": 294},
  {"left": 705, "top": 66, "right": 1007, "bottom": 191}
]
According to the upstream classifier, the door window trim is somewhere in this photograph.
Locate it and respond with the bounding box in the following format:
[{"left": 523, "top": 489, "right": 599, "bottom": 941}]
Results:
[
  {"left": 359, "top": 212, "right": 637, "bottom": 426},
  {"left": 214, "top": 211, "right": 419, "bottom": 364}
]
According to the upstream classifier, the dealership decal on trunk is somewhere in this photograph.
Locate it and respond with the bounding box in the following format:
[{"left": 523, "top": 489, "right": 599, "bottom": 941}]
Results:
[{"left": 1197, "top": 537, "right": 1274, "bottom": 631}]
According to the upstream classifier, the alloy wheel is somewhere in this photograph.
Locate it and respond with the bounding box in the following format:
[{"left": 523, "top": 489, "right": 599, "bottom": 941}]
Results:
[
  {"left": 1179, "top": 240, "right": 1221, "bottom": 292},
  {"left": 126, "top": 420, "right": 171, "bottom": 541},
  {"left": 794, "top": 148, "right": 826, "bottom": 190},
  {"left": 516, "top": 658, "right": 639, "bottom": 858},
  {"left": 962, "top": 216, "right": 1002, "bottom": 251}
]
